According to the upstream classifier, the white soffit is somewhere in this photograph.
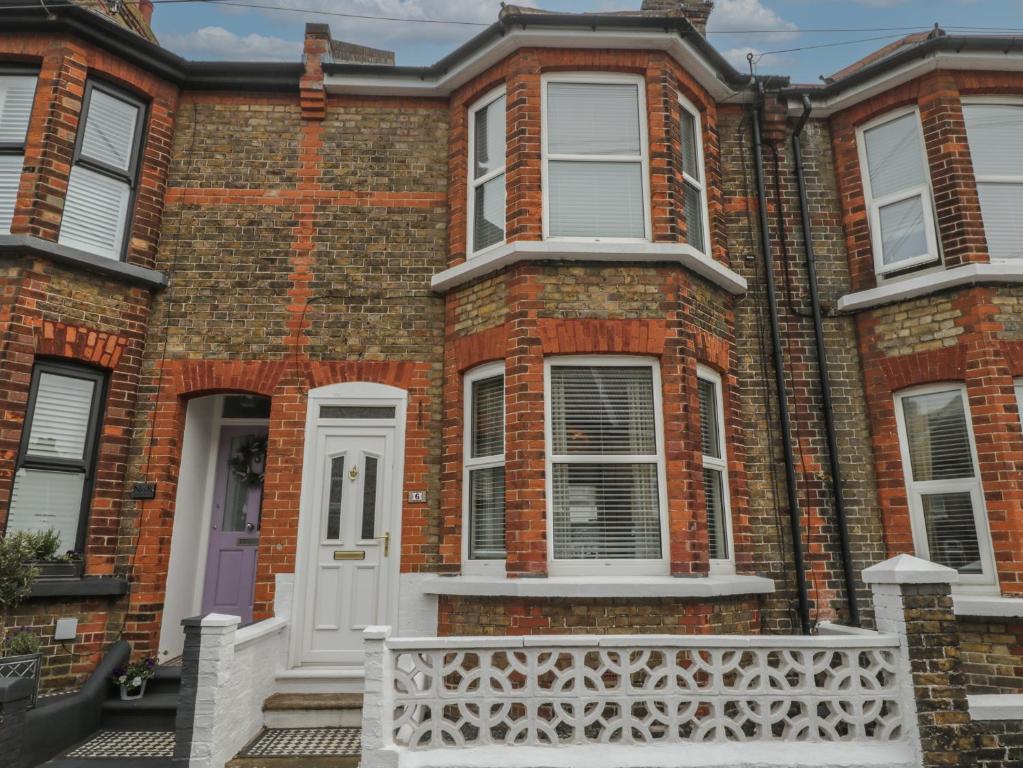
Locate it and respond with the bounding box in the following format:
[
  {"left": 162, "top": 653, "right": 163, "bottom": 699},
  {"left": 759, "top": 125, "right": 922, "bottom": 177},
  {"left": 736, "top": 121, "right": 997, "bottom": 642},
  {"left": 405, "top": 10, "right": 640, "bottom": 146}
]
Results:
[
  {"left": 323, "top": 28, "right": 740, "bottom": 102},
  {"left": 790, "top": 52, "right": 1023, "bottom": 118}
]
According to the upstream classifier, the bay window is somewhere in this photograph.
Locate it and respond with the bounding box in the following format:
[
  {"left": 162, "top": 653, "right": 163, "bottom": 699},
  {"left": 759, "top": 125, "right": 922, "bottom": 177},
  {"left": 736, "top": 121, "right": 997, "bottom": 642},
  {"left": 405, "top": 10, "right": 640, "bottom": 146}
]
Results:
[
  {"left": 58, "top": 80, "right": 146, "bottom": 260},
  {"left": 857, "top": 108, "right": 939, "bottom": 276},
  {"left": 542, "top": 74, "right": 649, "bottom": 241},
  {"left": 963, "top": 101, "right": 1023, "bottom": 261},
  {"left": 6, "top": 361, "right": 106, "bottom": 552},
  {"left": 468, "top": 89, "right": 506, "bottom": 255},
  {"left": 894, "top": 385, "right": 994, "bottom": 586},
  {"left": 464, "top": 363, "right": 505, "bottom": 568},
  {"left": 546, "top": 357, "right": 666, "bottom": 575},
  {"left": 679, "top": 94, "right": 710, "bottom": 254},
  {"left": 0, "top": 71, "right": 37, "bottom": 233},
  {"left": 698, "top": 367, "right": 732, "bottom": 571}
]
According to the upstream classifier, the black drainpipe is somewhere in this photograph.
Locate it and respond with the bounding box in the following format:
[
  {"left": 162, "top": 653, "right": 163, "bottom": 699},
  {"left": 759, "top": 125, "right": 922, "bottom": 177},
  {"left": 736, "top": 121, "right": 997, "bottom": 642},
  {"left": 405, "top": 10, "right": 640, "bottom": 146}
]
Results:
[
  {"left": 791, "top": 95, "right": 861, "bottom": 627},
  {"left": 750, "top": 80, "right": 811, "bottom": 635}
]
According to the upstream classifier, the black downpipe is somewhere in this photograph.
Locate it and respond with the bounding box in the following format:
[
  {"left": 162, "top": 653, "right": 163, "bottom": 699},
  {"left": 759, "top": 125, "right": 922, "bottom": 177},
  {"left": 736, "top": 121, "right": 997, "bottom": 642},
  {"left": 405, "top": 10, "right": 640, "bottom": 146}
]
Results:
[
  {"left": 750, "top": 81, "right": 811, "bottom": 635},
  {"left": 791, "top": 95, "right": 861, "bottom": 627}
]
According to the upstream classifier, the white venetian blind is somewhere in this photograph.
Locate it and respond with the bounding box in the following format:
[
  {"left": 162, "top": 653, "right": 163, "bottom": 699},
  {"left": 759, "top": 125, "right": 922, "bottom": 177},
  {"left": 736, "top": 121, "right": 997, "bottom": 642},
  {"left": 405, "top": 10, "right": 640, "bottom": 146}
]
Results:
[
  {"left": 550, "top": 365, "right": 663, "bottom": 563},
  {"left": 471, "top": 94, "right": 506, "bottom": 253},
  {"left": 545, "top": 80, "right": 646, "bottom": 239},
  {"left": 6, "top": 469, "right": 86, "bottom": 550},
  {"left": 467, "top": 372, "right": 505, "bottom": 560},
  {"left": 0, "top": 75, "right": 36, "bottom": 234},
  {"left": 79, "top": 88, "right": 139, "bottom": 172},
  {"left": 698, "top": 377, "right": 729, "bottom": 561},
  {"left": 863, "top": 113, "right": 925, "bottom": 197},
  {"left": 963, "top": 103, "right": 1023, "bottom": 260},
  {"left": 0, "top": 75, "right": 36, "bottom": 144},
  {"left": 59, "top": 165, "right": 131, "bottom": 258},
  {"left": 26, "top": 372, "right": 96, "bottom": 461},
  {"left": 900, "top": 389, "right": 984, "bottom": 575}
]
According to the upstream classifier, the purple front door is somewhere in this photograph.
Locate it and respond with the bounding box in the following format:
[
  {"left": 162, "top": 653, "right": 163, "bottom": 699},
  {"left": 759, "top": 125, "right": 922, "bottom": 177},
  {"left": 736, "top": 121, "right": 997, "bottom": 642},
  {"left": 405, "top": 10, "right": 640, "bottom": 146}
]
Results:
[{"left": 201, "top": 425, "right": 267, "bottom": 624}]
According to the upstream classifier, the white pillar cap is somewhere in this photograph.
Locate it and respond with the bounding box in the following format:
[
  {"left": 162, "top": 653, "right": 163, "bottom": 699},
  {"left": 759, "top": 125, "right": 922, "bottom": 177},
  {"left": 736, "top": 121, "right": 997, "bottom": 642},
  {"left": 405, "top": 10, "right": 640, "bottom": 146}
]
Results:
[{"left": 862, "top": 554, "right": 959, "bottom": 585}]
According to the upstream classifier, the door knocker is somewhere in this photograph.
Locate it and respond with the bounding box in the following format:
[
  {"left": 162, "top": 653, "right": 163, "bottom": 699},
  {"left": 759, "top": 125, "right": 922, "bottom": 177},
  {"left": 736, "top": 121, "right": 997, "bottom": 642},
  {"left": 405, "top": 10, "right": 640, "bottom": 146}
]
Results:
[{"left": 349, "top": 465, "right": 359, "bottom": 481}]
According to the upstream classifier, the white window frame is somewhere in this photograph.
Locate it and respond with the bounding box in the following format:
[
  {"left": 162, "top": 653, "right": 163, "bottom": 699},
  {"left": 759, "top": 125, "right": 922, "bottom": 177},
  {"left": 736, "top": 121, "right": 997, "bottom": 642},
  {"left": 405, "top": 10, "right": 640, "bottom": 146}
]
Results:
[
  {"left": 1016, "top": 378, "right": 1023, "bottom": 428},
  {"left": 962, "top": 95, "right": 1023, "bottom": 263},
  {"left": 893, "top": 383, "right": 997, "bottom": 590},
  {"left": 856, "top": 106, "right": 941, "bottom": 278},
  {"left": 540, "top": 72, "right": 652, "bottom": 243},
  {"left": 466, "top": 86, "right": 506, "bottom": 259},
  {"left": 678, "top": 93, "right": 711, "bottom": 255},
  {"left": 543, "top": 355, "right": 669, "bottom": 577},
  {"left": 462, "top": 361, "right": 506, "bottom": 574},
  {"left": 697, "top": 365, "right": 734, "bottom": 574}
]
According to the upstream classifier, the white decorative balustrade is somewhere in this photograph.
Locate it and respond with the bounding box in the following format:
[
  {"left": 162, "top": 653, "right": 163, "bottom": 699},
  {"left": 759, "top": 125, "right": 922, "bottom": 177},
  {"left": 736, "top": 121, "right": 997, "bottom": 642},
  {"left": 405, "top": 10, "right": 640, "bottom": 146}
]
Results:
[{"left": 361, "top": 628, "right": 920, "bottom": 768}]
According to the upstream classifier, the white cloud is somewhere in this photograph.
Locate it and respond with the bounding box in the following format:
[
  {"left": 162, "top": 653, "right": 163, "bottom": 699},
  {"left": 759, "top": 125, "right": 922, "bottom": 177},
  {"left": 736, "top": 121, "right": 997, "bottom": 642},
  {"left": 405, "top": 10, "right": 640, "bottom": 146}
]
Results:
[
  {"left": 707, "top": 0, "right": 798, "bottom": 43},
  {"left": 163, "top": 26, "right": 300, "bottom": 60}
]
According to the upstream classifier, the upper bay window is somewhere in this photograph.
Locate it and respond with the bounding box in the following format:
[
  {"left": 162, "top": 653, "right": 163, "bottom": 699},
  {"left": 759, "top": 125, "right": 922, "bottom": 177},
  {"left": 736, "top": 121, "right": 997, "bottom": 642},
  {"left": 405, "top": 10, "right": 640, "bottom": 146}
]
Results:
[
  {"left": 463, "top": 363, "right": 506, "bottom": 570},
  {"left": 542, "top": 74, "right": 650, "bottom": 241},
  {"left": 963, "top": 100, "right": 1023, "bottom": 261},
  {"left": 468, "top": 89, "right": 506, "bottom": 256},
  {"left": 894, "top": 385, "right": 995, "bottom": 587},
  {"left": 857, "top": 108, "right": 940, "bottom": 277},
  {"left": 6, "top": 360, "right": 106, "bottom": 552},
  {"left": 58, "top": 80, "right": 146, "bottom": 261},
  {"left": 545, "top": 357, "right": 667, "bottom": 576},
  {"left": 679, "top": 94, "right": 710, "bottom": 254},
  {"left": 0, "top": 71, "right": 37, "bottom": 234}
]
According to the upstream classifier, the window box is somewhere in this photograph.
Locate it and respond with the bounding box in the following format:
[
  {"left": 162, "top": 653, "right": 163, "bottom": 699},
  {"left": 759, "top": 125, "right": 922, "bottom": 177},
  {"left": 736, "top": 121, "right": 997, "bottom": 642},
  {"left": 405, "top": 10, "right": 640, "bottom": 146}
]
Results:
[{"left": 32, "top": 560, "right": 85, "bottom": 582}]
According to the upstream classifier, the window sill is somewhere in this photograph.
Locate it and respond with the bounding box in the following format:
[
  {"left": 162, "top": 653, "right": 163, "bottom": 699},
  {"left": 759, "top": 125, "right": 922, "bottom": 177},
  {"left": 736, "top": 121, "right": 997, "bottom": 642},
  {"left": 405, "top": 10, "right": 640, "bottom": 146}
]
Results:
[
  {"left": 419, "top": 574, "right": 774, "bottom": 599},
  {"left": 28, "top": 576, "right": 129, "bottom": 599},
  {"left": 836, "top": 262, "right": 1023, "bottom": 313},
  {"left": 968, "top": 694, "right": 1023, "bottom": 722},
  {"left": 953, "top": 594, "right": 1023, "bottom": 619},
  {"left": 431, "top": 241, "right": 747, "bottom": 296},
  {"left": 0, "top": 235, "right": 167, "bottom": 290}
]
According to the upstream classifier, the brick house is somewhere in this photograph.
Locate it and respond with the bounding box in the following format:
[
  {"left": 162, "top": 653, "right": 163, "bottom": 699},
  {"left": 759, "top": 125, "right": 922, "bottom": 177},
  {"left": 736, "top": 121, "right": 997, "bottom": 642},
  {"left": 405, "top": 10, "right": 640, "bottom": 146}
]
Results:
[{"left": 0, "top": 0, "right": 1020, "bottom": 722}]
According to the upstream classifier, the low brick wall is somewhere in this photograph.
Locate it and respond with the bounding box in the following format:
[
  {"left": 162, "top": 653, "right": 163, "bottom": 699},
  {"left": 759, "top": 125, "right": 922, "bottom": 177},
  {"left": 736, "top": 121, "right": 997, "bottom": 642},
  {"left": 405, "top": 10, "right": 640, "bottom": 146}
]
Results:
[
  {"left": 437, "top": 595, "right": 762, "bottom": 635},
  {"left": 959, "top": 618, "right": 1023, "bottom": 694}
]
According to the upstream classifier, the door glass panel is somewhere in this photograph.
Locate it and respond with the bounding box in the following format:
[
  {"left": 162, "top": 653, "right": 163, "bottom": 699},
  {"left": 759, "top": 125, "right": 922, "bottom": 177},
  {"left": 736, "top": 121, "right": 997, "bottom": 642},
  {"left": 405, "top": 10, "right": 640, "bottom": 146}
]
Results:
[
  {"left": 222, "top": 436, "right": 249, "bottom": 531},
  {"left": 361, "top": 455, "right": 378, "bottom": 540},
  {"left": 326, "top": 455, "right": 345, "bottom": 541},
  {"left": 319, "top": 406, "right": 395, "bottom": 420}
]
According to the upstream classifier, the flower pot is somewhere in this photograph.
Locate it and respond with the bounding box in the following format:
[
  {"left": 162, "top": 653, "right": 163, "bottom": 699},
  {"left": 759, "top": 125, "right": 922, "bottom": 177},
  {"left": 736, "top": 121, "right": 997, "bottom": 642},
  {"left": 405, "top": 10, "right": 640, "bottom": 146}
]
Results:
[
  {"left": 119, "top": 679, "right": 147, "bottom": 701},
  {"left": 0, "top": 652, "right": 41, "bottom": 708},
  {"left": 32, "top": 560, "right": 84, "bottom": 581}
]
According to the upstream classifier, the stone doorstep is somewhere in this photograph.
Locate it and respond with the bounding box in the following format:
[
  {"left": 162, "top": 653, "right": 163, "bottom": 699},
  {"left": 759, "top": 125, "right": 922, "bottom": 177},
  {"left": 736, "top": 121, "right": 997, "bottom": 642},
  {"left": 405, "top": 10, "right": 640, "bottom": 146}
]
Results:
[
  {"left": 227, "top": 758, "right": 359, "bottom": 768},
  {"left": 263, "top": 693, "right": 364, "bottom": 729}
]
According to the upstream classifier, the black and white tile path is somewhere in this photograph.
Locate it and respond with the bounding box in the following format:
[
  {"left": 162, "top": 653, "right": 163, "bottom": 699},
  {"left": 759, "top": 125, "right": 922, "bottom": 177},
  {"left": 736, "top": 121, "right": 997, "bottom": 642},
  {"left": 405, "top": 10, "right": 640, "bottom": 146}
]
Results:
[
  {"left": 240, "top": 727, "right": 362, "bottom": 757},
  {"left": 66, "top": 730, "right": 175, "bottom": 758}
]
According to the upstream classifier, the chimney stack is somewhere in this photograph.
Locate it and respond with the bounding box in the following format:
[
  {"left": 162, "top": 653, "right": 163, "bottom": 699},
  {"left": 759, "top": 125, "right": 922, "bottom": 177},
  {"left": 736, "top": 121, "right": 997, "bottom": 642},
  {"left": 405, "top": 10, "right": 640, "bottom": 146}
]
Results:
[
  {"left": 139, "top": 0, "right": 153, "bottom": 25},
  {"left": 640, "top": 1, "right": 714, "bottom": 35}
]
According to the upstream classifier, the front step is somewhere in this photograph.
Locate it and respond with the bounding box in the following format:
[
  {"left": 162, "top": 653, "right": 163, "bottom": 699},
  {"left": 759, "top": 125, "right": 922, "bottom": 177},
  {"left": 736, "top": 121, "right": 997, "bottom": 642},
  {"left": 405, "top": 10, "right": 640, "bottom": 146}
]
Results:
[
  {"left": 228, "top": 758, "right": 359, "bottom": 768},
  {"left": 263, "top": 693, "right": 363, "bottom": 728},
  {"left": 274, "top": 666, "right": 364, "bottom": 694},
  {"left": 101, "top": 692, "right": 179, "bottom": 730}
]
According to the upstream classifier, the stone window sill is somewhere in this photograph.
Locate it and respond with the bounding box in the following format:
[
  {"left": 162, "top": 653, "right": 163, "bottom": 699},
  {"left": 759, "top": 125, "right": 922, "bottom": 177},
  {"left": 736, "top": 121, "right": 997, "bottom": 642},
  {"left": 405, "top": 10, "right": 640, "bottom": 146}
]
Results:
[
  {"left": 953, "top": 594, "right": 1023, "bottom": 619},
  {"left": 418, "top": 574, "right": 774, "bottom": 599},
  {"left": 28, "top": 576, "right": 129, "bottom": 599},
  {"left": 430, "top": 241, "right": 747, "bottom": 295},
  {"left": 0, "top": 235, "right": 167, "bottom": 290},
  {"left": 836, "top": 262, "right": 1023, "bottom": 313},
  {"left": 968, "top": 694, "right": 1023, "bottom": 721}
]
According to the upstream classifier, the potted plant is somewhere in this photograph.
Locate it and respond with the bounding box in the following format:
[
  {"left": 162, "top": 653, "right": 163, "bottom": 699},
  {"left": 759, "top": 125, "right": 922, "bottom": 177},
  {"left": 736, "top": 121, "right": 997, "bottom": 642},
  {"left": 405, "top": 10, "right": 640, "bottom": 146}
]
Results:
[
  {"left": 112, "top": 657, "right": 156, "bottom": 701},
  {"left": 24, "top": 529, "right": 83, "bottom": 581},
  {"left": 0, "top": 628, "right": 42, "bottom": 707}
]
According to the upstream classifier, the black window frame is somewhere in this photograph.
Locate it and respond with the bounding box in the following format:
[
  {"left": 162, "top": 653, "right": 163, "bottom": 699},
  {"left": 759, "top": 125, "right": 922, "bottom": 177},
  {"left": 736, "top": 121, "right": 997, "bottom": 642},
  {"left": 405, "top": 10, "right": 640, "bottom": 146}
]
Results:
[
  {"left": 61, "top": 78, "right": 149, "bottom": 262},
  {"left": 9, "top": 359, "right": 108, "bottom": 554}
]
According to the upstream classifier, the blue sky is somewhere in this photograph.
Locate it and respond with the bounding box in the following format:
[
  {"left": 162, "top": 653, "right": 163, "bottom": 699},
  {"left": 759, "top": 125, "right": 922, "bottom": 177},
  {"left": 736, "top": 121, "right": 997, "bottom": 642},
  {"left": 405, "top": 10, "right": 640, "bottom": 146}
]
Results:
[{"left": 153, "top": 0, "right": 1023, "bottom": 83}]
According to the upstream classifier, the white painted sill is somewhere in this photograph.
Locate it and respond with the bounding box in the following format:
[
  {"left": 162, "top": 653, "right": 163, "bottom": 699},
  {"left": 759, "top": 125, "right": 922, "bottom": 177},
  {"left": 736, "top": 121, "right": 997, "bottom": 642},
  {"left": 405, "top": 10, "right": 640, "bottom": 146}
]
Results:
[
  {"left": 968, "top": 694, "right": 1023, "bottom": 722},
  {"left": 418, "top": 574, "right": 774, "bottom": 599},
  {"left": 953, "top": 594, "right": 1023, "bottom": 619},
  {"left": 430, "top": 241, "right": 748, "bottom": 296},
  {"left": 836, "top": 262, "right": 1023, "bottom": 313}
]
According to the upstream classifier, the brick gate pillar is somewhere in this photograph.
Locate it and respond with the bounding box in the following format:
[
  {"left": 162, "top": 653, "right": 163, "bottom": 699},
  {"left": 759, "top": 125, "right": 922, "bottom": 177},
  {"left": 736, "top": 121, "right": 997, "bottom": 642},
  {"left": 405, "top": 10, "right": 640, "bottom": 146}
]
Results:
[{"left": 863, "top": 554, "right": 976, "bottom": 768}]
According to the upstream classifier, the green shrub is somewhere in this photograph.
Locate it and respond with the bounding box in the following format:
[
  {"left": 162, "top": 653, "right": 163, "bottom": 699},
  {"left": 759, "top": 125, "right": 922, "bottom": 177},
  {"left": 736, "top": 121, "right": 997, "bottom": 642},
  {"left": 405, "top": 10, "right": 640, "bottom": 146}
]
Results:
[
  {"left": 5, "top": 628, "right": 40, "bottom": 655},
  {"left": 0, "top": 532, "right": 39, "bottom": 612},
  {"left": 24, "top": 529, "right": 62, "bottom": 562}
]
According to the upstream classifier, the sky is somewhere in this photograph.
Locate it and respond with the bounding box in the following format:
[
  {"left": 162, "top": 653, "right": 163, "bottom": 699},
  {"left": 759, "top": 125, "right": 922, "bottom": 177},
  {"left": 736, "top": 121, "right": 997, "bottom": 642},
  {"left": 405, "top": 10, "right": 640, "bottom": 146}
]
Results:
[{"left": 152, "top": 0, "right": 1023, "bottom": 84}]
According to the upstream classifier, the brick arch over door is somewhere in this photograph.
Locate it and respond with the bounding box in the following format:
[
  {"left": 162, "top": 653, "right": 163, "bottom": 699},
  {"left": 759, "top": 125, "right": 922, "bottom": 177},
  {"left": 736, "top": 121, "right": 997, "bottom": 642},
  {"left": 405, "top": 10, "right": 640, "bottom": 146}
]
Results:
[{"left": 124, "top": 358, "right": 435, "bottom": 656}]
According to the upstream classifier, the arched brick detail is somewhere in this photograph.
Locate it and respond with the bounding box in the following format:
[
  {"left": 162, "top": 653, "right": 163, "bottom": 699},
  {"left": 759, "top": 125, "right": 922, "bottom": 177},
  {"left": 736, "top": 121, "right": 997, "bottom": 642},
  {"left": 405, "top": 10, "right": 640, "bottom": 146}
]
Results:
[
  {"left": 35, "top": 320, "right": 130, "bottom": 370},
  {"left": 537, "top": 318, "right": 667, "bottom": 356}
]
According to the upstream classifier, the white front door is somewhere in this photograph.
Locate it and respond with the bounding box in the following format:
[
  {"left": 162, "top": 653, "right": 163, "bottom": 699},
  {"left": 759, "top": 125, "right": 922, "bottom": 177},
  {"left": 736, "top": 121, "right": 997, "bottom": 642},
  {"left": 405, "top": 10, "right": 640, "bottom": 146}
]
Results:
[{"left": 299, "top": 425, "right": 396, "bottom": 665}]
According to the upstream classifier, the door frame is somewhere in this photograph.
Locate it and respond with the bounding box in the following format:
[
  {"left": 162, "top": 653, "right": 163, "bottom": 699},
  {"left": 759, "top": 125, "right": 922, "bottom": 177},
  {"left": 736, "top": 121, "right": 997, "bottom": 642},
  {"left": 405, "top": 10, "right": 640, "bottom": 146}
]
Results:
[{"left": 290, "top": 381, "right": 407, "bottom": 668}]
